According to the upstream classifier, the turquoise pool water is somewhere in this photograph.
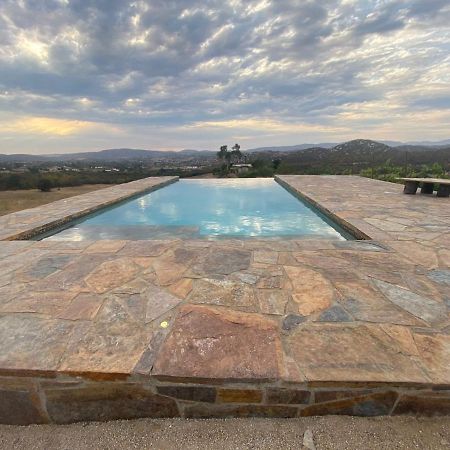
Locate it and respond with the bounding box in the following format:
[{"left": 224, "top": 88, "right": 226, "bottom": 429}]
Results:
[{"left": 43, "top": 179, "right": 350, "bottom": 240}]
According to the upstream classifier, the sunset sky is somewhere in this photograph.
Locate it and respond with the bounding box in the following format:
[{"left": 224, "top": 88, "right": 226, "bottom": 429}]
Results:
[{"left": 1, "top": 0, "right": 449, "bottom": 154}]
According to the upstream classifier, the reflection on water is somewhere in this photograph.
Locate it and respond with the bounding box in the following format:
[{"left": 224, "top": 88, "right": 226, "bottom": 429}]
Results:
[{"left": 45, "top": 179, "right": 349, "bottom": 240}]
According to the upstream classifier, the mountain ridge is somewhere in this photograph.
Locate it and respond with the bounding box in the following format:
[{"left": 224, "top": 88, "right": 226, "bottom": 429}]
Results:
[{"left": 0, "top": 138, "right": 449, "bottom": 163}]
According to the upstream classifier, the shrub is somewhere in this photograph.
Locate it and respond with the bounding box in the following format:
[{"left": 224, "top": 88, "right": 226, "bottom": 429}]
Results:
[{"left": 37, "top": 178, "right": 53, "bottom": 192}]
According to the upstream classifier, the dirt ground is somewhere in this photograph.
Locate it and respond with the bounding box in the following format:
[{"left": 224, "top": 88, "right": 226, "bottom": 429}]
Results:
[
  {"left": 0, "top": 416, "right": 449, "bottom": 450},
  {"left": 0, "top": 185, "right": 111, "bottom": 216}
]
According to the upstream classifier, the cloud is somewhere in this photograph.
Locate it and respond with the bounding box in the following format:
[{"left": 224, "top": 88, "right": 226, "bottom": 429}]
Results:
[
  {"left": 0, "top": 0, "right": 449, "bottom": 153},
  {"left": 1, "top": 116, "right": 120, "bottom": 136}
]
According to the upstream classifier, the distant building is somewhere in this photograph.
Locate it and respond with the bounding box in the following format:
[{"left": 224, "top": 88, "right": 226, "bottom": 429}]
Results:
[{"left": 230, "top": 163, "right": 252, "bottom": 174}]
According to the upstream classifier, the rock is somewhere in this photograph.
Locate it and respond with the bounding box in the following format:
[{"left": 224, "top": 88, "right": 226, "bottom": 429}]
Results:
[{"left": 303, "top": 429, "right": 316, "bottom": 450}]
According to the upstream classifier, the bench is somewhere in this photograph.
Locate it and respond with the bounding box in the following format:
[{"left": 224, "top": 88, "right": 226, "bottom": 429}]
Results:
[{"left": 398, "top": 178, "right": 450, "bottom": 197}]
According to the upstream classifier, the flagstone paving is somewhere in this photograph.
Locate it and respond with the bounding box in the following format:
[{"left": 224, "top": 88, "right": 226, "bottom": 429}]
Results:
[{"left": 0, "top": 175, "right": 449, "bottom": 423}]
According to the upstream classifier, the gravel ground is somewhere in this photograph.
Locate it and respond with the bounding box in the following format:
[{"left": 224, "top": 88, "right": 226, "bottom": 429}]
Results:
[{"left": 0, "top": 416, "right": 449, "bottom": 450}]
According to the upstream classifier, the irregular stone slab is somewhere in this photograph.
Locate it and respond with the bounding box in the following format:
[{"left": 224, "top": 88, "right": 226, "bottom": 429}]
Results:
[
  {"left": 145, "top": 284, "right": 182, "bottom": 323},
  {"left": 118, "top": 240, "right": 174, "bottom": 257},
  {"left": 317, "top": 305, "right": 353, "bottom": 322},
  {"left": 373, "top": 279, "right": 447, "bottom": 324},
  {"left": 292, "top": 253, "right": 348, "bottom": 270},
  {"left": 253, "top": 251, "right": 279, "bottom": 265},
  {"left": 188, "top": 278, "right": 257, "bottom": 312},
  {"left": 192, "top": 249, "right": 251, "bottom": 275},
  {"left": 379, "top": 324, "right": 419, "bottom": 356},
  {"left": 257, "top": 290, "right": 289, "bottom": 315},
  {"left": 284, "top": 266, "right": 334, "bottom": 316},
  {"left": 256, "top": 275, "right": 284, "bottom": 289},
  {"left": 59, "top": 320, "right": 154, "bottom": 376},
  {"left": 167, "top": 278, "right": 193, "bottom": 299},
  {"left": 427, "top": 270, "right": 450, "bottom": 286},
  {"left": 153, "top": 305, "right": 284, "bottom": 382},
  {"left": 232, "top": 272, "right": 260, "bottom": 285},
  {"left": 45, "top": 384, "right": 179, "bottom": 423},
  {"left": 58, "top": 293, "right": 105, "bottom": 321},
  {"left": 84, "top": 240, "right": 127, "bottom": 253},
  {"left": 133, "top": 323, "right": 174, "bottom": 375},
  {"left": 287, "top": 324, "right": 428, "bottom": 383},
  {"left": 152, "top": 253, "right": 188, "bottom": 286},
  {"left": 438, "top": 249, "right": 450, "bottom": 268},
  {"left": 0, "top": 316, "right": 74, "bottom": 373},
  {"left": 85, "top": 258, "right": 141, "bottom": 293},
  {"left": 332, "top": 241, "right": 390, "bottom": 252},
  {"left": 282, "top": 314, "right": 307, "bottom": 331},
  {"left": 335, "top": 281, "right": 421, "bottom": 325},
  {"left": 388, "top": 241, "right": 439, "bottom": 269},
  {"left": 401, "top": 273, "right": 445, "bottom": 303},
  {"left": 0, "top": 291, "right": 78, "bottom": 316},
  {"left": 21, "top": 255, "right": 75, "bottom": 280},
  {"left": 366, "top": 218, "right": 406, "bottom": 232},
  {"left": 39, "top": 254, "right": 110, "bottom": 291},
  {"left": 413, "top": 332, "right": 450, "bottom": 384}
]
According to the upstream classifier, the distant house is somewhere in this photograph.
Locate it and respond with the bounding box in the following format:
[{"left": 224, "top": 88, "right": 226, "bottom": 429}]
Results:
[{"left": 230, "top": 163, "right": 252, "bottom": 174}]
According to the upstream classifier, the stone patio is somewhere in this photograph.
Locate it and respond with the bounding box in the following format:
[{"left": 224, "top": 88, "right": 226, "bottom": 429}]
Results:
[{"left": 0, "top": 175, "right": 449, "bottom": 424}]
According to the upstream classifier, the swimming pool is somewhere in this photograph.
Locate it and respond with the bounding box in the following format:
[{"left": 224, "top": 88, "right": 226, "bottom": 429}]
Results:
[{"left": 41, "top": 179, "right": 351, "bottom": 240}]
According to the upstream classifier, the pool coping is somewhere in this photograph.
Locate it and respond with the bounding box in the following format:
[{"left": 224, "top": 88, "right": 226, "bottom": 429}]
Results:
[
  {"left": 275, "top": 176, "right": 371, "bottom": 240},
  {"left": 0, "top": 176, "right": 178, "bottom": 241}
]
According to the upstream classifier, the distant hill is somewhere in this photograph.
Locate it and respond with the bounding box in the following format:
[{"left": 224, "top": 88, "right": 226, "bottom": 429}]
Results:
[
  {"left": 245, "top": 143, "right": 337, "bottom": 153},
  {"left": 259, "top": 139, "right": 450, "bottom": 172},
  {"left": 0, "top": 138, "right": 449, "bottom": 165},
  {"left": 0, "top": 148, "right": 215, "bottom": 163}
]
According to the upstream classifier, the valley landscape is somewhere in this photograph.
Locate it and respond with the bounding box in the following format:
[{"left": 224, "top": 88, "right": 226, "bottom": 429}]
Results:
[{"left": 1, "top": 139, "right": 449, "bottom": 195}]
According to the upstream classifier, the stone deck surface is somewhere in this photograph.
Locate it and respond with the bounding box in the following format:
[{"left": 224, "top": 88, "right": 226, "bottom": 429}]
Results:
[{"left": 0, "top": 175, "right": 449, "bottom": 423}]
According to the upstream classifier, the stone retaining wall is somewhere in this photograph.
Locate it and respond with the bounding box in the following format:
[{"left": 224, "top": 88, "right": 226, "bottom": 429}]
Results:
[{"left": 2, "top": 375, "right": 449, "bottom": 424}]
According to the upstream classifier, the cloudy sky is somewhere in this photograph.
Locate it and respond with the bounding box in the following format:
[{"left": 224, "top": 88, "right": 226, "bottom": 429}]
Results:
[{"left": 0, "top": 0, "right": 449, "bottom": 154}]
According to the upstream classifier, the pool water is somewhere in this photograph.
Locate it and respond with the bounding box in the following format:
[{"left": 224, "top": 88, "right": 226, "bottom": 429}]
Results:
[{"left": 43, "top": 179, "right": 350, "bottom": 240}]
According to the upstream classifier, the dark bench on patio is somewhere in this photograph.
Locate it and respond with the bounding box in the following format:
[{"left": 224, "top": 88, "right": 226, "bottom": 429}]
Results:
[{"left": 398, "top": 177, "right": 450, "bottom": 197}]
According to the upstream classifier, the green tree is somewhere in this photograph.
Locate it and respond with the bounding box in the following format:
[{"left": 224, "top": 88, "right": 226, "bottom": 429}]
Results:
[{"left": 231, "top": 143, "right": 242, "bottom": 164}]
